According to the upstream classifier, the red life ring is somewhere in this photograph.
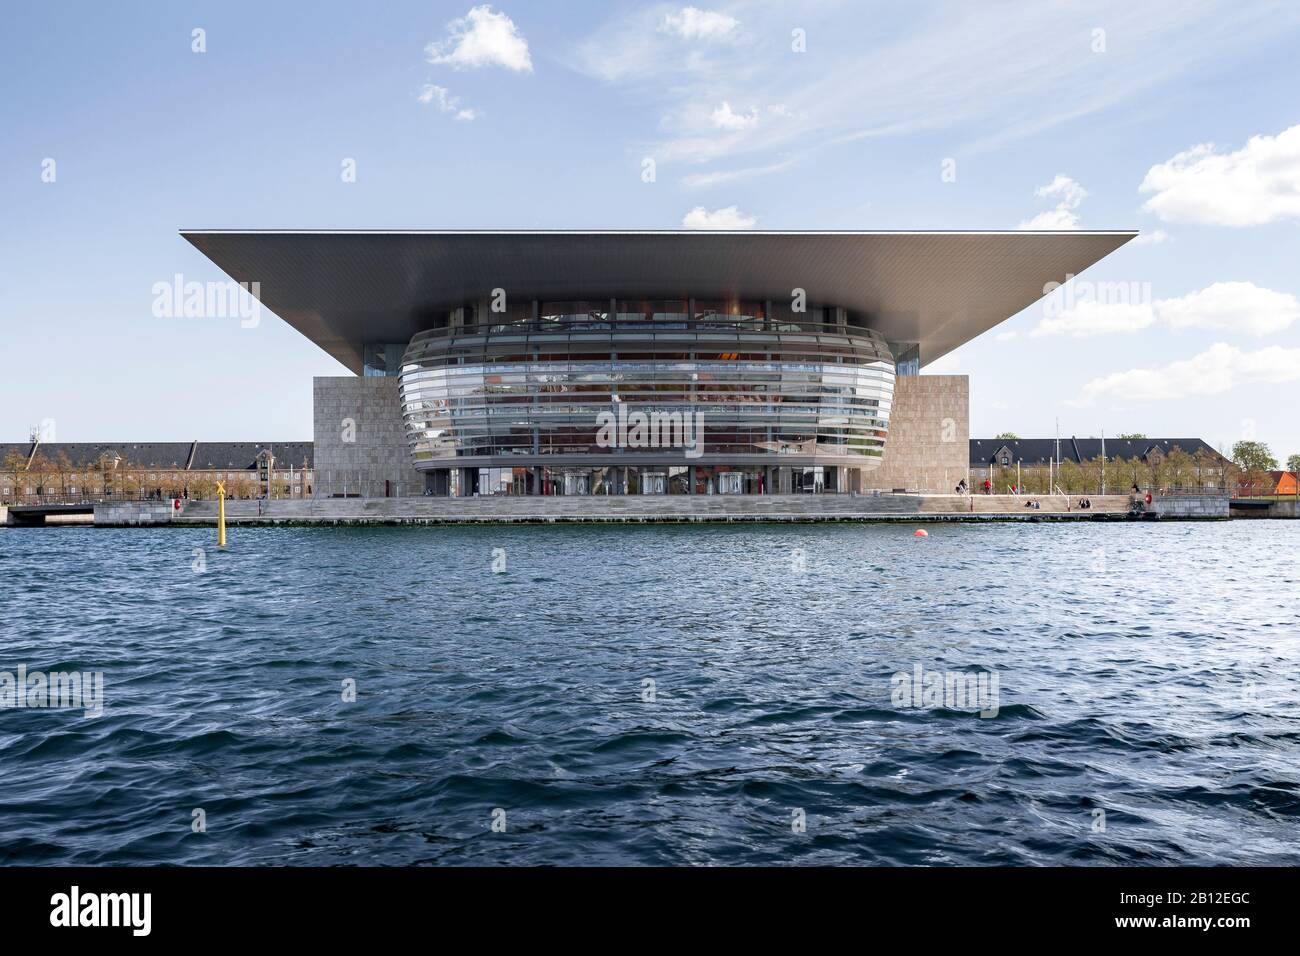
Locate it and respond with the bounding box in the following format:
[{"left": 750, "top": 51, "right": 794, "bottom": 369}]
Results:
[
  {"left": 173, "top": 498, "right": 181, "bottom": 510},
  {"left": 1144, "top": 492, "right": 1153, "bottom": 505}
]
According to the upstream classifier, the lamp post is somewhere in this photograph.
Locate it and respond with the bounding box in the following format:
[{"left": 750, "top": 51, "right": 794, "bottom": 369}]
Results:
[{"left": 1101, "top": 430, "right": 1106, "bottom": 495}]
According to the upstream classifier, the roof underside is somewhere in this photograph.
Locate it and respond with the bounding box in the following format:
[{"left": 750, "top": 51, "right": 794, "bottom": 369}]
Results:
[{"left": 181, "top": 230, "right": 1136, "bottom": 374}]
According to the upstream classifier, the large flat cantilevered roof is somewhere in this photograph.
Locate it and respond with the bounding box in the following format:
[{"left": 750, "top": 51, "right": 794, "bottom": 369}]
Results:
[{"left": 181, "top": 230, "right": 1136, "bottom": 373}]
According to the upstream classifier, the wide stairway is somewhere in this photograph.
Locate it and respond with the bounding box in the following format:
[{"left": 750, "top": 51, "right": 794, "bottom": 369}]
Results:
[{"left": 922, "top": 494, "right": 1131, "bottom": 515}]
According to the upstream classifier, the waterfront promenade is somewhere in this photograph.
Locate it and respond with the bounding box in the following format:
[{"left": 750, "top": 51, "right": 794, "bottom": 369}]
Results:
[{"left": 82, "top": 493, "right": 1198, "bottom": 526}]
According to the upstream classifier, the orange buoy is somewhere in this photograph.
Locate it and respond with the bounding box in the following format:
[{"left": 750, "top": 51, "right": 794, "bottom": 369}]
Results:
[{"left": 914, "top": 528, "right": 928, "bottom": 537}]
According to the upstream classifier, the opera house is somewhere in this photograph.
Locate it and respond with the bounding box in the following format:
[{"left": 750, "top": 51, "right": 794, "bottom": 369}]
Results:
[{"left": 183, "top": 230, "right": 1133, "bottom": 497}]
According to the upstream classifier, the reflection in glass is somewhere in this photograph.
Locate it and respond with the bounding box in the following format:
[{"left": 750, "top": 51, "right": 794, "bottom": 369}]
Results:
[{"left": 399, "top": 303, "right": 897, "bottom": 494}]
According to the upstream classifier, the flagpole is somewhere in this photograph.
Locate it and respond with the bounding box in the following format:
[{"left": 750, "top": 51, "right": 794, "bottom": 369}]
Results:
[{"left": 1101, "top": 429, "right": 1106, "bottom": 495}]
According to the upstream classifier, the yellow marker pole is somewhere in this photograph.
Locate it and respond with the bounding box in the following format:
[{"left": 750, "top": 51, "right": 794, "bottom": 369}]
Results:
[{"left": 216, "top": 481, "right": 227, "bottom": 549}]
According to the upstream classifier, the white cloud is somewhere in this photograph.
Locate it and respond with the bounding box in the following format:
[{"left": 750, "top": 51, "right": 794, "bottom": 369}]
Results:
[
  {"left": 1032, "top": 299, "right": 1154, "bottom": 337},
  {"left": 1131, "top": 228, "right": 1169, "bottom": 245},
  {"left": 417, "top": 84, "right": 479, "bottom": 121},
  {"left": 1031, "top": 281, "right": 1299, "bottom": 339},
  {"left": 1019, "top": 208, "right": 1082, "bottom": 230},
  {"left": 711, "top": 101, "right": 759, "bottom": 130},
  {"left": 426, "top": 5, "right": 532, "bottom": 72},
  {"left": 681, "top": 205, "right": 757, "bottom": 229},
  {"left": 1139, "top": 124, "right": 1300, "bottom": 226},
  {"left": 1036, "top": 174, "right": 1088, "bottom": 207},
  {"left": 681, "top": 156, "right": 798, "bottom": 187},
  {"left": 661, "top": 7, "right": 738, "bottom": 41},
  {"left": 1157, "top": 281, "right": 1300, "bottom": 337},
  {"left": 574, "top": 3, "right": 1299, "bottom": 180},
  {"left": 993, "top": 331, "right": 1019, "bottom": 341},
  {"left": 1076, "top": 342, "right": 1300, "bottom": 404},
  {"left": 1018, "top": 175, "right": 1087, "bottom": 230}
]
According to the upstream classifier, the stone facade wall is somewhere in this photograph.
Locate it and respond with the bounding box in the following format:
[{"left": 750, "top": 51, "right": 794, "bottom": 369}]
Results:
[
  {"left": 1155, "top": 495, "right": 1230, "bottom": 518},
  {"left": 313, "top": 377, "right": 427, "bottom": 497},
  {"left": 93, "top": 501, "right": 175, "bottom": 525},
  {"left": 1266, "top": 499, "right": 1299, "bottom": 518},
  {"left": 864, "top": 375, "right": 970, "bottom": 493}
]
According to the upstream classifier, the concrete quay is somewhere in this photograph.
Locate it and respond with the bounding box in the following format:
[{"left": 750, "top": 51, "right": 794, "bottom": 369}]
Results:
[{"left": 82, "top": 493, "right": 1179, "bottom": 526}]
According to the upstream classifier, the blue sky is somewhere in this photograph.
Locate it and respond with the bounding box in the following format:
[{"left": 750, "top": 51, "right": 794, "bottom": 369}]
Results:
[{"left": 3, "top": 1, "right": 1299, "bottom": 461}]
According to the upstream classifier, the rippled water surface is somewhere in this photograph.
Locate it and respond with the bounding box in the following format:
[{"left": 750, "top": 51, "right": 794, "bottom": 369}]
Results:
[{"left": 1, "top": 521, "right": 1297, "bottom": 865}]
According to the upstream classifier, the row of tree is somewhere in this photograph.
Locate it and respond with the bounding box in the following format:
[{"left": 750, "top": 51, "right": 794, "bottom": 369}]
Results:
[
  {"left": 1230, "top": 441, "right": 1298, "bottom": 497},
  {"left": 1229, "top": 440, "right": 1299, "bottom": 473},
  {"left": 984, "top": 447, "right": 1233, "bottom": 495},
  {"left": 982, "top": 440, "right": 1295, "bottom": 496}
]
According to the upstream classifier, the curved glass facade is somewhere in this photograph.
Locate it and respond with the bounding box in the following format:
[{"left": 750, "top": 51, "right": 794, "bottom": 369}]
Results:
[{"left": 398, "top": 299, "right": 895, "bottom": 491}]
